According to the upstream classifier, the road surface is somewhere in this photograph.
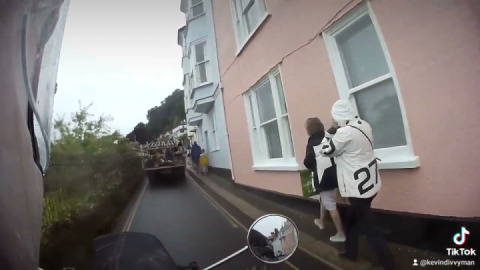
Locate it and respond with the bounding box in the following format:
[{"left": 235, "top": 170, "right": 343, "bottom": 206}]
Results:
[{"left": 126, "top": 176, "right": 289, "bottom": 270}]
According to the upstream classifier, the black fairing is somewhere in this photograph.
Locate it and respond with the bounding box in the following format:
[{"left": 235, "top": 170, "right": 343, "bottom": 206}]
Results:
[{"left": 93, "top": 232, "right": 179, "bottom": 270}]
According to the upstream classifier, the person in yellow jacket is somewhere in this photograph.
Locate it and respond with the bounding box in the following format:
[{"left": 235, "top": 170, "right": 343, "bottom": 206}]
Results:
[{"left": 200, "top": 149, "right": 209, "bottom": 175}]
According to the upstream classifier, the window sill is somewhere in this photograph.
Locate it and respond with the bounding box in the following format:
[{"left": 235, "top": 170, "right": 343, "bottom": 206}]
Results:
[
  {"left": 235, "top": 13, "right": 271, "bottom": 57},
  {"left": 252, "top": 160, "right": 300, "bottom": 172},
  {"left": 378, "top": 155, "right": 420, "bottom": 170},
  {"left": 192, "top": 82, "right": 213, "bottom": 90},
  {"left": 187, "top": 12, "right": 206, "bottom": 23}
]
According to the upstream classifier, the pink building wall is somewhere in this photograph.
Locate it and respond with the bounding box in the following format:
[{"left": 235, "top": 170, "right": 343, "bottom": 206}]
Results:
[
  {"left": 213, "top": 0, "right": 480, "bottom": 217},
  {"left": 280, "top": 222, "right": 298, "bottom": 255}
]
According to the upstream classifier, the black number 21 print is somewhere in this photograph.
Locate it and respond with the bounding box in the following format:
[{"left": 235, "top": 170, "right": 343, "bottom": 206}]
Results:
[{"left": 353, "top": 159, "right": 378, "bottom": 195}]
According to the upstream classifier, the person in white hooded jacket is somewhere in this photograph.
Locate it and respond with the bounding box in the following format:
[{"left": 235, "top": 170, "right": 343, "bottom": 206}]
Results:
[{"left": 314, "top": 100, "right": 395, "bottom": 270}]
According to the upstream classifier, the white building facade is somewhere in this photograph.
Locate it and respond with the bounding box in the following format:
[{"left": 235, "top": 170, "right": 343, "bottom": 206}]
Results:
[
  {"left": 171, "top": 122, "right": 198, "bottom": 143},
  {"left": 178, "top": 0, "right": 232, "bottom": 172}
]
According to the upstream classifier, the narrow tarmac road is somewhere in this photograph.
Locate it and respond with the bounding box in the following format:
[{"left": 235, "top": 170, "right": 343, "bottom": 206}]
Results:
[{"left": 126, "top": 176, "right": 289, "bottom": 270}]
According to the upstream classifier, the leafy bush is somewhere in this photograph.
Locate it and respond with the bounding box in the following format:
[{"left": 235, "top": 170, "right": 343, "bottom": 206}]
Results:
[{"left": 39, "top": 103, "right": 144, "bottom": 270}]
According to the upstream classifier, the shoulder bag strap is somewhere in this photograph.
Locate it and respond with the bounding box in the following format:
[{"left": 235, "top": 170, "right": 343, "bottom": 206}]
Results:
[{"left": 347, "top": 125, "right": 382, "bottom": 161}]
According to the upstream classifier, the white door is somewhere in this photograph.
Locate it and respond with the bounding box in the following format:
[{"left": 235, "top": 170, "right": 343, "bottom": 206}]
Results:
[{"left": 204, "top": 130, "right": 209, "bottom": 153}]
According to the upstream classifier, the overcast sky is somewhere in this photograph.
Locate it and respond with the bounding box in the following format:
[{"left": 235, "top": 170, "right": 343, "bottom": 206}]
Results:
[{"left": 55, "top": 0, "right": 185, "bottom": 135}]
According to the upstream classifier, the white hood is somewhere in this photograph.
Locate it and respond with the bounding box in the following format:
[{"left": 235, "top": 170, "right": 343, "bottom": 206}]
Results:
[{"left": 331, "top": 100, "right": 358, "bottom": 127}]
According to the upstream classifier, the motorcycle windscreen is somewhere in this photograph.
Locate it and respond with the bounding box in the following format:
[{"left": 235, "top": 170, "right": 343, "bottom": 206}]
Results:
[{"left": 93, "top": 232, "right": 178, "bottom": 270}]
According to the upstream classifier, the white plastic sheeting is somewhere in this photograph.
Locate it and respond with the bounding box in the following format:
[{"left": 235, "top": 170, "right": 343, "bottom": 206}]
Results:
[{"left": 34, "top": 0, "right": 70, "bottom": 171}]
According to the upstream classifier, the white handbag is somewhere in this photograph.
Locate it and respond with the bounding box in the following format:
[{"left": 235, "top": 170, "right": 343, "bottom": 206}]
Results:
[{"left": 313, "top": 141, "right": 335, "bottom": 188}]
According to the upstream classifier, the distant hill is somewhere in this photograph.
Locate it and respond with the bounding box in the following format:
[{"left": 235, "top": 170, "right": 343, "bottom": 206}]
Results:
[{"left": 127, "top": 89, "right": 185, "bottom": 144}]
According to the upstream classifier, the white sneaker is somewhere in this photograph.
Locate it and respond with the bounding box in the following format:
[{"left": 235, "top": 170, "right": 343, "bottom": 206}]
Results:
[
  {"left": 314, "top": 219, "right": 325, "bottom": 230},
  {"left": 330, "top": 233, "right": 346, "bottom": 242}
]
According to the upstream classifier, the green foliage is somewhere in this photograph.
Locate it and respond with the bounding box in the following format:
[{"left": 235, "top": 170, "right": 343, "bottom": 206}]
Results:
[
  {"left": 46, "top": 102, "right": 127, "bottom": 194},
  {"left": 127, "top": 89, "right": 186, "bottom": 141},
  {"left": 43, "top": 188, "right": 85, "bottom": 229},
  {"left": 40, "top": 102, "right": 144, "bottom": 269}
]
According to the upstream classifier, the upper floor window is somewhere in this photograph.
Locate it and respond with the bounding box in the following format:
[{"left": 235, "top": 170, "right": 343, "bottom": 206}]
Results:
[
  {"left": 323, "top": 3, "right": 419, "bottom": 169},
  {"left": 231, "top": 0, "right": 267, "bottom": 49},
  {"left": 192, "top": 40, "right": 209, "bottom": 86},
  {"left": 190, "top": 0, "right": 204, "bottom": 18}
]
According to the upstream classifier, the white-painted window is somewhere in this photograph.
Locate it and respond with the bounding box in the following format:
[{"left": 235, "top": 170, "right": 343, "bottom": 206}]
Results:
[
  {"left": 323, "top": 3, "right": 419, "bottom": 169},
  {"left": 192, "top": 40, "right": 209, "bottom": 86},
  {"left": 190, "top": 0, "right": 204, "bottom": 18},
  {"left": 231, "top": 0, "right": 267, "bottom": 49},
  {"left": 244, "top": 67, "right": 297, "bottom": 171}
]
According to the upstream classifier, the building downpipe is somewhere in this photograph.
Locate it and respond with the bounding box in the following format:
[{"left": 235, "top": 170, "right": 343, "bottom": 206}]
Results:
[{"left": 219, "top": 84, "right": 235, "bottom": 181}]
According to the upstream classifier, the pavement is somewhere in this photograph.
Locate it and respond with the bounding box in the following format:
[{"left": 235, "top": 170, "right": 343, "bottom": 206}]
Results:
[
  {"left": 116, "top": 175, "right": 291, "bottom": 270},
  {"left": 186, "top": 169, "right": 453, "bottom": 270}
]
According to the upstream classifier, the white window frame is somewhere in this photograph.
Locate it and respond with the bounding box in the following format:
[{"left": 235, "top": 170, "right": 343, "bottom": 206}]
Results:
[
  {"left": 189, "top": 0, "right": 205, "bottom": 20},
  {"left": 323, "top": 2, "right": 419, "bottom": 169},
  {"left": 230, "top": 0, "right": 269, "bottom": 54},
  {"left": 244, "top": 67, "right": 298, "bottom": 171},
  {"left": 190, "top": 39, "right": 210, "bottom": 88}
]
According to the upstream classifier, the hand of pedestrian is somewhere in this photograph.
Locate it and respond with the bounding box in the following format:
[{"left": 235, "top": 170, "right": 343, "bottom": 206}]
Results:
[
  {"left": 327, "top": 119, "right": 339, "bottom": 134},
  {"left": 331, "top": 118, "right": 339, "bottom": 129},
  {"left": 333, "top": 188, "right": 340, "bottom": 199}
]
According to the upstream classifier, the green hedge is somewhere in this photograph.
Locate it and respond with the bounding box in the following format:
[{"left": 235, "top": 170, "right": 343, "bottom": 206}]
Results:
[{"left": 39, "top": 148, "right": 144, "bottom": 270}]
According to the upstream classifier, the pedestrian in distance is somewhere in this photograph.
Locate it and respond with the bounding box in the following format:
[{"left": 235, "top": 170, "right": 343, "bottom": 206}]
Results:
[
  {"left": 316, "top": 100, "right": 395, "bottom": 270},
  {"left": 190, "top": 141, "right": 201, "bottom": 173},
  {"left": 200, "top": 149, "right": 209, "bottom": 175},
  {"left": 303, "top": 117, "right": 345, "bottom": 242}
]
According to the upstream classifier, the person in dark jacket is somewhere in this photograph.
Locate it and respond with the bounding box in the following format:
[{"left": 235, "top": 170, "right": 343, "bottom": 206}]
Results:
[
  {"left": 248, "top": 229, "right": 276, "bottom": 260},
  {"left": 165, "top": 148, "right": 174, "bottom": 161},
  {"left": 304, "top": 117, "right": 345, "bottom": 242},
  {"left": 190, "top": 142, "right": 201, "bottom": 172}
]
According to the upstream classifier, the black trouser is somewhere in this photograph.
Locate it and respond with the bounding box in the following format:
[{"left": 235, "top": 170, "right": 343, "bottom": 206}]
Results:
[{"left": 345, "top": 195, "right": 395, "bottom": 270}]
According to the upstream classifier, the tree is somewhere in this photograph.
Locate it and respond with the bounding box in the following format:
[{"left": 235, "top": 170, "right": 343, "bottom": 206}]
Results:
[
  {"left": 127, "top": 89, "right": 186, "bottom": 141},
  {"left": 47, "top": 102, "right": 127, "bottom": 194},
  {"left": 126, "top": 122, "right": 152, "bottom": 144},
  {"left": 53, "top": 102, "right": 116, "bottom": 156}
]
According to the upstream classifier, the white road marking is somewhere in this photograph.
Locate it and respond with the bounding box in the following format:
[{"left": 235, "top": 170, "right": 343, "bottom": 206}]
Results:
[
  {"left": 123, "top": 179, "right": 148, "bottom": 232},
  {"left": 188, "top": 173, "right": 239, "bottom": 229}
]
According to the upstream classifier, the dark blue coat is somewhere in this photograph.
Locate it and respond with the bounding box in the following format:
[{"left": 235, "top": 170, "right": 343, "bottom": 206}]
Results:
[{"left": 191, "top": 143, "right": 201, "bottom": 161}]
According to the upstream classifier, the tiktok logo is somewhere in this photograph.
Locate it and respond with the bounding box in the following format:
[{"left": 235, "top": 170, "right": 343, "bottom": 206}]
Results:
[
  {"left": 446, "top": 227, "right": 475, "bottom": 257},
  {"left": 453, "top": 227, "right": 470, "bottom": 246}
]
